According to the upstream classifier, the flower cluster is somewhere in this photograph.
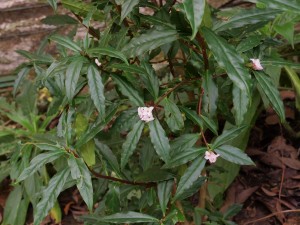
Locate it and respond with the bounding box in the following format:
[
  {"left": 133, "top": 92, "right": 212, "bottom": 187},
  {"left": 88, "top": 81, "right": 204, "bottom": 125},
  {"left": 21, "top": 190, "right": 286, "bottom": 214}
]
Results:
[
  {"left": 204, "top": 151, "right": 220, "bottom": 163},
  {"left": 138, "top": 107, "right": 154, "bottom": 122}
]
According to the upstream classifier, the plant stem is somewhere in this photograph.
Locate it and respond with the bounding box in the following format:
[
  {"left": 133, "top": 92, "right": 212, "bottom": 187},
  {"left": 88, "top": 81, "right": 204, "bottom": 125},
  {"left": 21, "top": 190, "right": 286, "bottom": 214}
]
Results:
[{"left": 196, "top": 33, "right": 209, "bottom": 71}]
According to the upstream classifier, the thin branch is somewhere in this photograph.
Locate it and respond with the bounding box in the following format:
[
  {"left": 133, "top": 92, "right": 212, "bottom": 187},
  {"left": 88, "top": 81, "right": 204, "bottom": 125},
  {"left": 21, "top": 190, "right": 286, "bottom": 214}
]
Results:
[{"left": 72, "top": 12, "right": 100, "bottom": 40}]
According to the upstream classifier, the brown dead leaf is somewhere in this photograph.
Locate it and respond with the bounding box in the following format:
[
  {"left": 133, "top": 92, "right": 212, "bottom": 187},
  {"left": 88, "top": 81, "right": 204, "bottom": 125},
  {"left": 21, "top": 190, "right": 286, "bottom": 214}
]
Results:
[
  {"left": 265, "top": 107, "right": 295, "bottom": 125},
  {"left": 261, "top": 186, "right": 277, "bottom": 197},
  {"left": 280, "top": 90, "right": 295, "bottom": 100},
  {"left": 260, "top": 154, "right": 283, "bottom": 168},
  {"left": 64, "top": 201, "right": 74, "bottom": 215},
  {"left": 281, "top": 157, "right": 300, "bottom": 170},
  {"left": 236, "top": 186, "right": 259, "bottom": 204}
]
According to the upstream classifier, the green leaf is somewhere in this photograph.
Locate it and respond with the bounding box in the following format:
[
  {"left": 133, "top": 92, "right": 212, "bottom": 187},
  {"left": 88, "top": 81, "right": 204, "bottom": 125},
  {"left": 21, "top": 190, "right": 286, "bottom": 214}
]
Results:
[
  {"left": 140, "top": 61, "right": 160, "bottom": 99},
  {"left": 95, "top": 140, "right": 121, "bottom": 175},
  {"left": 212, "top": 126, "right": 247, "bottom": 149},
  {"left": 65, "top": 57, "right": 83, "bottom": 102},
  {"left": 122, "top": 29, "right": 177, "bottom": 58},
  {"left": 75, "top": 103, "right": 119, "bottom": 148},
  {"left": 232, "top": 85, "right": 250, "bottom": 125},
  {"left": 213, "top": 8, "right": 281, "bottom": 32},
  {"left": 236, "top": 35, "right": 264, "bottom": 53},
  {"left": 135, "top": 168, "right": 174, "bottom": 182},
  {"left": 200, "top": 115, "right": 218, "bottom": 135},
  {"left": 258, "top": 0, "right": 300, "bottom": 13},
  {"left": 17, "top": 150, "right": 65, "bottom": 182},
  {"left": 149, "top": 119, "right": 171, "bottom": 163},
  {"left": 179, "top": 107, "right": 203, "bottom": 128},
  {"left": 163, "top": 98, "right": 184, "bottom": 132},
  {"left": 111, "top": 74, "right": 144, "bottom": 106},
  {"left": 173, "top": 155, "right": 206, "bottom": 201},
  {"left": 274, "top": 22, "right": 295, "bottom": 47},
  {"left": 158, "top": 180, "right": 173, "bottom": 216},
  {"left": 215, "top": 145, "right": 254, "bottom": 165},
  {"left": 121, "top": 0, "right": 139, "bottom": 22},
  {"left": 42, "top": 14, "right": 78, "bottom": 25},
  {"left": 285, "top": 67, "right": 300, "bottom": 110},
  {"left": 80, "top": 140, "right": 96, "bottom": 167},
  {"left": 87, "top": 65, "right": 105, "bottom": 117},
  {"left": 170, "top": 133, "right": 200, "bottom": 154},
  {"left": 202, "top": 72, "right": 218, "bottom": 117},
  {"left": 261, "top": 59, "right": 300, "bottom": 69},
  {"left": 183, "top": 0, "right": 205, "bottom": 39},
  {"left": 253, "top": 71, "right": 285, "bottom": 122},
  {"left": 33, "top": 143, "right": 64, "bottom": 151},
  {"left": 68, "top": 156, "right": 93, "bottom": 211},
  {"left": 121, "top": 120, "right": 144, "bottom": 168},
  {"left": 47, "top": 0, "right": 57, "bottom": 11},
  {"left": 108, "top": 63, "right": 146, "bottom": 74},
  {"left": 165, "top": 147, "right": 206, "bottom": 168},
  {"left": 87, "top": 47, "right": 128, "bottom": 65},
  {"left": 13, "top": 67, "right": 30, "bottom": 97},
  {"left": 50, "top": 34, "right": 82, "bottom": 52},
  {"left": 201, "top": 27, "right": 252, "bottom": 95},
  {"left": 34, "top": 168, "right": 70, "bottom": 225},
  {"left": 83, "top": 211, "right": 159, "bottom": 223}
]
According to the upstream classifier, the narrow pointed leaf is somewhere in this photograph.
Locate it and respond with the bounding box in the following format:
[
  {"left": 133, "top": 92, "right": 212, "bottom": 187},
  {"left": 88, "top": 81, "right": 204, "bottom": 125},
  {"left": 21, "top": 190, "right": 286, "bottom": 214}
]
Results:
[
  {"left": 108, "top": 64, "right": 146, "bottom": 74},
  {"left": 183, "top": 0, "right": 205, "bottom": 39},
  {"left": 170, "top": 133, "right": 200, "bottom": 154},
  {"left": 179, "top": 107, "right": 203, "bottom": 128},
  {"left": 47, "top": 0, "right": 57, "bottom": 11},
  {"left": 13, "top": 67, "right": 31, "bottom": 97},
  {"left": 215, "top": 145, "right": 254, "bottom": 165},
  {"left": 212, "top": 126, "right": 247, "bottom": 149},
  {"left": 111, "top": 74, "right": 144, "bottom": 106},
  {"left": 201, "top": 27, "right": 251, "bottom": 95},
  {"left": 17, "top": 151, "right": 65, "bottom": 182},
  {"left": 87, "top": 65, "right": 105, "bottom": 116},
  {"left": 149, "top": 119, "right": 170, "bottom": 163},
  {"left": 34, "top": 168, "right": 70, "bottom": 225},
  {"left": 122, "top": 29, "right": 177, "bottom": 58},
  {"left": 258, "top": 0, "right": 300, "bottom": 13},
  {"left": 50, "top": 35, "right": 82, "bottom": 52},
  {"left": 87, "top": 47, "right": 128, "bottom": 65},
  {"left": 121, "top": 120, "right": 144, "bottom": 168},
  {"left": 232, "top": 85, "right": 250, "bottom": 125},
  {"left": 261, "top": 59, "right": 300, "bottom": 69},
  {"left": 202, "top": 72, "right": 218, "bottom": 117},
  {"left": 140, "top": 61, "right": 159, "bottom": 99},
  {"left": 121, "top": 0, "right": 139, "bottom": 22},
  {"left": 68, "top": 156, "right": 93, "bottom": 211},
  {"left": 173, "top": 155, "right": 206, "bottom": 201},
  {"left": 158, "top": 180, "right": 173, "bottom": 215},
  {"left": 164, "top": 98, "right": 184, "bottom": 132},
  {"left": 253, "top": 71, "right": 285, "bottom": 122},
  {"left": 65, "top": 58, "right": 83, "bottom": 102},
  {"left": 200, "top": 115, "right": 218, "bottom": 135}
]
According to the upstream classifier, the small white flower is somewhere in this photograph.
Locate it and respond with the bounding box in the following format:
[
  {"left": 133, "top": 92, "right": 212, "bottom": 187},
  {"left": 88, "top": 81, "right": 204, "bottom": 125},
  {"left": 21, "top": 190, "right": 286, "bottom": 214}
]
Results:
[
  {"left": 138, "top": 7, "right": 155, "bottom": 16},
  {"left": 138, "top": 107, "right": 154, "bottom": 122},
  {"left": 204, "top": 151, "right": 220, "bottom": 164},
  {"left": 250, "top": 58, "right": 263, "bottom": 70},
  {"left": 95, "top": 58, "right": 101, "bottom": 67}
]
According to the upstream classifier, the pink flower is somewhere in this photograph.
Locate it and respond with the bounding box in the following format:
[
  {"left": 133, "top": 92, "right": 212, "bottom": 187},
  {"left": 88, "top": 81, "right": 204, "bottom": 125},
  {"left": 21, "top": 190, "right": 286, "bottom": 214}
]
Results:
[
  {"left": 138, "top": 107, "right": 154, "bottom": 122},
  {"left": 138, "top": 7, "right": 154, "bottom": 16},
  {"left": 95, "top": 59, "right": 101, "bottom": 67},
  {"left": 250, "top": 58, "right": 263, "bottom": 70},
  {"left": 204, "top": 151, "right": 220, "bottom": 163}
]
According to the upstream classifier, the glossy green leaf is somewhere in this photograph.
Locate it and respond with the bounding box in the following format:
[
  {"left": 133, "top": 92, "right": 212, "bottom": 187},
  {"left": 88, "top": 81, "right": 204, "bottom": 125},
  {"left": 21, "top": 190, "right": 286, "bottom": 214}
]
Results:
[
  {"left": 65, "top": 57, "right": 83, "bottom": 102},
  {"left": 261, "top": 59, "right": 300, "bottom": 69},
  {"left": 253, "top": 71, "right": 285, "bottom": 122},
  {"left": 140, "top": 61, "right": 159, "bottom": 99},
  {"left": 121, "top": 120, "right": 144, "bottom": 168},
  {"left": 140, "top": 15, "right": 175, "bottom": 29},
  {"left": 13, "top": 67, "right": 30, "bottom": 97},
  {"left": 135, "top": 168, "right": 174, "bottom": 182},
  {"left": 212, "top": 125, "right": 247, "bottom": 149},
  {"left": 201, "top": 27, "right": 252, "bottom": 95},
  {"left": 200, "top": 115, "right": 218, "bottom": 135},
  {"left": 177, "top": 177, "right": 206, "bottom": 201},
  {"left": 202, "top": 72, "right": 218, "bottom": 117},
  {"left": 274, "top": 22, "right": 295, "bottom": 47},
  {"left": 80, "top": 140, "right": 95, "bottom": 167},
  {"left": 213, "top": 8, "right": 281, "bottom": 32},
  {"left": 163, "top": 98, "right": 184, "bottom": 132},
  {"left": 17, "top": 150, "right": 65, "bottom": 182},
  {"left": 179, "top": 106, "right": 203, "bottom": 128},
  {"left": 95, "top": 140, "right": 121, "bottom": 175},
  {"left": 121, "top": 0, "right": 139, "bottom": 22},
  {"left": 164, "top": 147, "right": 206, "bottom": 168},
  {"left": 33, "top": 143, "right": 64, "bottom": 151},
  {"left": 170, "top": 133, "right": 200, "bottom": 154},
  {"left": 158, "top": 180, "right": 173, "bottom": 215},
  {"left": 34, "top": 168, "right": 70, "bottom": 225},
  {"left": 75, "top": 103, "right": 119, "bottom": 148},
  {"left": 87, "top": 47, "right": 128, "bottom": 65},
  {"left": 285, "top": 66, "right": 300, "bottom": 110},
  {"left": 83, "top": 211, "right": 159, "bottom": 223},
  {"left": 122, "top": 29, "right": 177, "bottom": 58},
  {"left": 42, "top": 14, "right": 78, "bottom": 25},
  {"left": 232, "top": 85, "right": 250, "bottom": 125},
  {"left": 108, "top": 63, "right": 146, "bottom": 74},
  {"left": 68, "top": 156, "right": 93, "bottom": 211},
  {"left": 215, "top": 145, "right": 254, "bottom": 165},
  {"left": 258, "top": 0, "right": 300, "bottom": 13},
  {"left": 173, "top": 155, "right": 206, "bottom": 201},
  {"left": 236, "top": 35, "right": 264, "bottom": 53},
  {"left": 111, "top": 74, "right": 144, "bottom": 106},
  {"left": 149, "top": 119, "right": 171, "bottom": 163},
  {"left": 183, "top": 0, "right": 205, "bottom": 39},
  {"left": 50, "top": 34, "right": 82, "bottom": 52},
  {"left": 87, "top": 65, "right": 105, "bottom": 116},
  {"left": 47, "top": 0, "right": 57, "bottom": 11}
]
